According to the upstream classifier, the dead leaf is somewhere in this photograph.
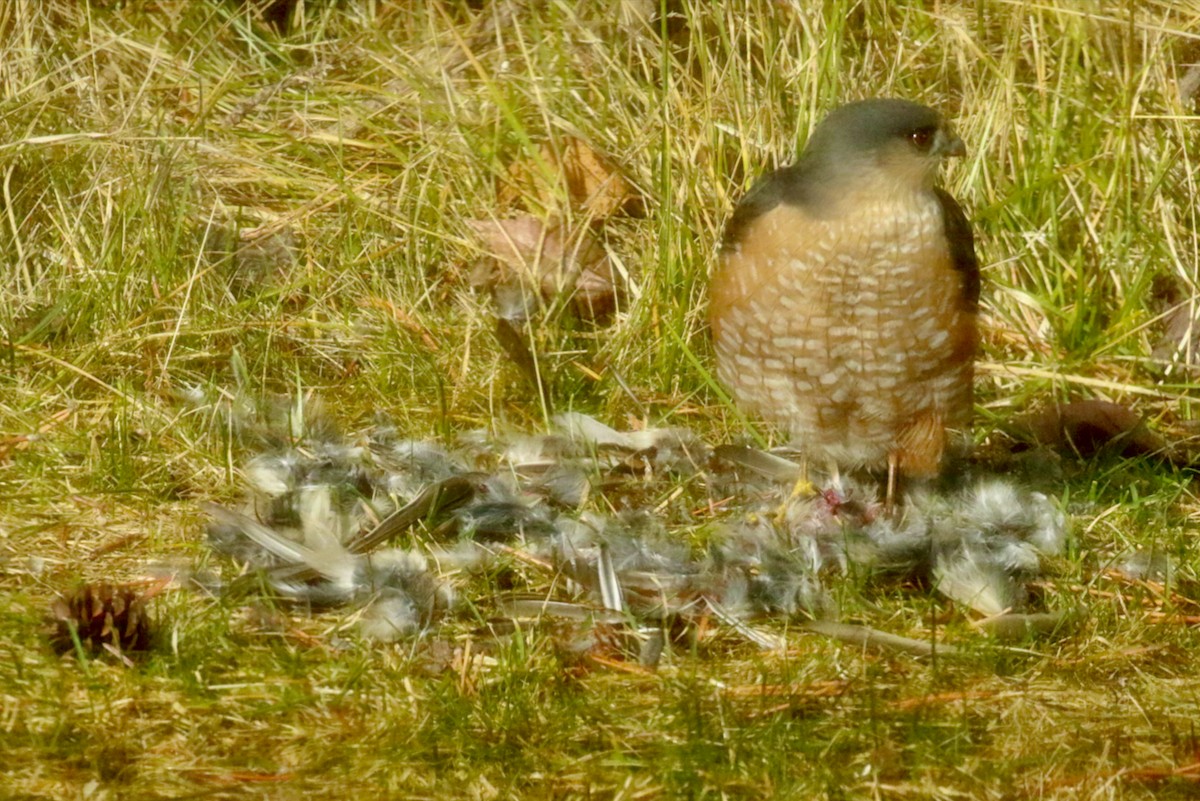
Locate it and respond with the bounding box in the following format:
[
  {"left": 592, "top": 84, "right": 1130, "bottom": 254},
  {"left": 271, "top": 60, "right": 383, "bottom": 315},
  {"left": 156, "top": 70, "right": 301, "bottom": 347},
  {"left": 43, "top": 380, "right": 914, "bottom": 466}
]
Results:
[
  {"left": 1018, "top": 400, "right": 1165, "bottom": 459},
  {"left": 1179, "top": 38, "right": 1200, "bottom": 105},
  {"left": 497, "top": 136, "right": 643, "bottom": 218},
  {"left": 493, "top": 316, "right": 550, "bottom": 407},
  {"left": 558, "top": 136, "right": 643, "bottom": 218},
  {"left": 467, "top": 215, "right": 616, "bottom": 320},
  {"left": 1150, "top": 275, "right": 1200, "bottom": 373}
]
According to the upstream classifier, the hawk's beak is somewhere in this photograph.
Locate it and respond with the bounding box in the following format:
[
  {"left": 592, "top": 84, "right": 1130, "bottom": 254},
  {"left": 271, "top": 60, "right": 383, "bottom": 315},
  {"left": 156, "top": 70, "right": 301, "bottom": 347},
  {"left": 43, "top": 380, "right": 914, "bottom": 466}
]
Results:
[{"left": 937, "top": 130, "right": 967, "bottom": 158}]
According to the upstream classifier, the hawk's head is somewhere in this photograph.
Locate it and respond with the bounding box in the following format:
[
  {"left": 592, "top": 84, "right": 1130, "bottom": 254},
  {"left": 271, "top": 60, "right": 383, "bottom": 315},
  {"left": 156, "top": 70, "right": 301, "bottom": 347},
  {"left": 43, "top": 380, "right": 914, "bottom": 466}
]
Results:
[{"left": 801, "top": 98, "right": 965, "bottom": 193}]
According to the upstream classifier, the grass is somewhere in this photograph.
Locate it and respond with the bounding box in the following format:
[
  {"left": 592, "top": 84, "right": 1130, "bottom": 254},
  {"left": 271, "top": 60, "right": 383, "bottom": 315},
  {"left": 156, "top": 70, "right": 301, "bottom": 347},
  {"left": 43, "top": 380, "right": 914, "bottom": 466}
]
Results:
[{"left": 4, "top": 0, "right": 1200, "bottom": 797}]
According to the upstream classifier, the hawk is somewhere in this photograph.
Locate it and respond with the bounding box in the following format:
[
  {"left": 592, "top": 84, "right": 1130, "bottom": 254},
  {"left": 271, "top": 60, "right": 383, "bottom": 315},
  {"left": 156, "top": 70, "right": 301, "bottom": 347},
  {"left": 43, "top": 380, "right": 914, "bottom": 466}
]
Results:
[{"left": 709, "top": 99, "right": 979, "bottom": 498}]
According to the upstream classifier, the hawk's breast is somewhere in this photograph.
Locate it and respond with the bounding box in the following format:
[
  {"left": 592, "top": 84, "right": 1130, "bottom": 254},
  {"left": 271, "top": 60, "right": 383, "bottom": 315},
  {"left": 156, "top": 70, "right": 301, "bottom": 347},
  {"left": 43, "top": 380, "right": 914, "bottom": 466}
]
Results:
[{"left": 709, "top": 190, "right": 976, "bottom": 471}]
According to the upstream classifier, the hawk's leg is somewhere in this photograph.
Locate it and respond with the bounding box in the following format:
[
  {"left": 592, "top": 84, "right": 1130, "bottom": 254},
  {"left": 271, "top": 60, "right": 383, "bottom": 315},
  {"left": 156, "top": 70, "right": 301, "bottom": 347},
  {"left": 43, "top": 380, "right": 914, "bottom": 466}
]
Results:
[{"left": 774, "top": 453, "right": 816, "bottom": 527}]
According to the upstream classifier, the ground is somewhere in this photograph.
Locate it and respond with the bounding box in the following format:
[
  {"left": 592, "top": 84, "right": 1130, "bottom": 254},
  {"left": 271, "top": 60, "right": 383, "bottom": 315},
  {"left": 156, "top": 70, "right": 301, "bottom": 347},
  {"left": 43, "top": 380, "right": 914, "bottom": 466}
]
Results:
[{"left": 3, "top": 1, "right": 1200, "bottom": 799}]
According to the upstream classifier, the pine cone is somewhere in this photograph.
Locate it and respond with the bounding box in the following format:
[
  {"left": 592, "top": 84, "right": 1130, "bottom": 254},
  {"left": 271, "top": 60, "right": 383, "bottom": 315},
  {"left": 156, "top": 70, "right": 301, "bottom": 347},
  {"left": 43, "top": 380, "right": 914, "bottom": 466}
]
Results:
[{"left": 50, "top": 582, "right": 154, "bottom": 657}]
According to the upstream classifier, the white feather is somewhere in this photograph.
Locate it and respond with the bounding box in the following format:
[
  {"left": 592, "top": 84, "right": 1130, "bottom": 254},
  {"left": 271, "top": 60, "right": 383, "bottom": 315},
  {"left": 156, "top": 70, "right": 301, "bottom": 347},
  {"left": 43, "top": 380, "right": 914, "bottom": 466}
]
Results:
[{"left": 934, "top": 551, "right": 1015, "bottom": 617}]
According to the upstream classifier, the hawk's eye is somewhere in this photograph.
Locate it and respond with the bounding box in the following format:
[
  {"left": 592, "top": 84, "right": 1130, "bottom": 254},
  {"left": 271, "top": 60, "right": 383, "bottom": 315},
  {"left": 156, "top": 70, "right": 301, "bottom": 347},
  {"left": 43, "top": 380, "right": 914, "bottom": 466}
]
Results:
[{"left": 909, "top": 126, "right": 936, "bottom": 151}]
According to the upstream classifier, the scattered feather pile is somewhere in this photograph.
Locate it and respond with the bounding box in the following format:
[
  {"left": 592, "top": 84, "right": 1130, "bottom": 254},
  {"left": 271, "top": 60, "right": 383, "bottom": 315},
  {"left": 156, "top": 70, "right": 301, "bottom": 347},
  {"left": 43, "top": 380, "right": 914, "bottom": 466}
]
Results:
[{"left": 199, "top": 395, "right": 1069, "bottom": 653}]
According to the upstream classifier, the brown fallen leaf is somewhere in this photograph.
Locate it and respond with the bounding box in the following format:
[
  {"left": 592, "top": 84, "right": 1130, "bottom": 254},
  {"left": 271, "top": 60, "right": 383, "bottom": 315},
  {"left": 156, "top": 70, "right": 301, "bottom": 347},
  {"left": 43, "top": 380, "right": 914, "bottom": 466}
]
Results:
[
  {"left": 1150, "top": 274, "right": 1200, "bottom": 374},
  {"left": 557, "top": 136, "right": 644, "bottom": 218},
  {"left": 467, "top": 215, "right": 616, "bottom": 320},
  {"left": 1179, "top": 38, "right": 1200, "bottom": 105},
  {"left": 1017, "top": 400, "right": 1166, "bottom": 460},
  {"left": 497, "top": 136, "right": 643, "bottom": 218},
  {"left": 492, "top": 316, "right": 547, "bottom": 405}
]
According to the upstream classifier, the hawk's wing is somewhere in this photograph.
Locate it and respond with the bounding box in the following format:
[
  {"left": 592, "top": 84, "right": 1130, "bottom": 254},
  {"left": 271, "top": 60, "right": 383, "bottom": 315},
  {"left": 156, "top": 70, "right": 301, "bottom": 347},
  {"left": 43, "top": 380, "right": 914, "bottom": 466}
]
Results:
[
  {"left": 720, "top": 164, "right": 820, "bottom": 253},
  {"left": 934, "top": 186, "right": 980, "bottom": 312}
]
